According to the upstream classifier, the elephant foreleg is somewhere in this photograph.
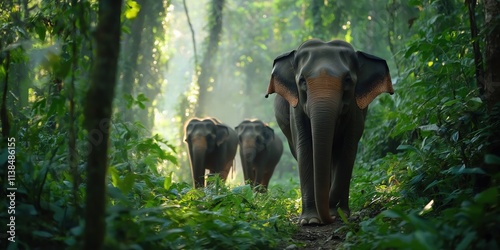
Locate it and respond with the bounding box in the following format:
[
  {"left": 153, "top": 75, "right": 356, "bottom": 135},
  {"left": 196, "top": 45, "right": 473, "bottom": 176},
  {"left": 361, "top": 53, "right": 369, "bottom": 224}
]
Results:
[
  {"left": 329, "top": 140, "right": 358, "bottom": 217},
  {"left": 292, "top": 118, "right": 321, "bottom": 225},
  {"left": 219, "top": 161, "right": 232, "bottom": 181}
]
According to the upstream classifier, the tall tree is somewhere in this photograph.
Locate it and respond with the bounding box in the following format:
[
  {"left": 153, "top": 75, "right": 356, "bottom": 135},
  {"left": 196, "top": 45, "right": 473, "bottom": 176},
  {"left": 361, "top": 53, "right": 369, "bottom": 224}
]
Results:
[
  {"left": 482, "top": 0, "right": 500, "bottom": 187},
  {"left": 195, "top": 0, "right": 225, "bottom": 117},
  {"left": 135, "top": 0, "right": 170, "bottom": 130},
  {"left": 83, "top": 0, "right": 123, "bottom": 248},
  {"left": 483, "top": 0, "right": 500, "bottom": 108},
  {"left": 310, "top": 0, "right": 324, "bottom": 39},
  {"left": 120, "top": 0, "right": 147, "bottom": 122}
]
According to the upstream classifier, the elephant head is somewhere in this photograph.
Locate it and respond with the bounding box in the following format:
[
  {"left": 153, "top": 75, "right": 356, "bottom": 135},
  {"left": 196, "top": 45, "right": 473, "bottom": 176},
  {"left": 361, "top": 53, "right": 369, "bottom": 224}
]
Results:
[
  {"left": 235, "top": 119, "right": 275, "bottom": 161},
  {"left": 266, "top": 39, "right": 393, "bottom": 110},
  {"left": 265, "top": 39, "right": 393, "bottom": 225},
  {"left": 184, "top": 118, "right": 232, "bottom": 188},
  {"left": 235, "top": 119, "right": 282, "bottom": 190}
]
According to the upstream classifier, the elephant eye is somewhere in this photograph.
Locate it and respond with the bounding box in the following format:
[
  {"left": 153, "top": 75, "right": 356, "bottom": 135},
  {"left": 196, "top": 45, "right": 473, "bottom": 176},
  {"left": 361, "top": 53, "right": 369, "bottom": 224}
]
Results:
[
  {"left": 344, "top": 75, "right": 352, "bottom": 84},
  {"left": 299, "top": 76, "right": 307, "bottom": 91},
  {"left": 256, "top": 136, "right": 262, "bottom": 144},
  {"left": 207, "top": 131, "right": 215, "bottom": 138},
  {"left": 343, "top": 74, "right": 355, "bottom": 92}
]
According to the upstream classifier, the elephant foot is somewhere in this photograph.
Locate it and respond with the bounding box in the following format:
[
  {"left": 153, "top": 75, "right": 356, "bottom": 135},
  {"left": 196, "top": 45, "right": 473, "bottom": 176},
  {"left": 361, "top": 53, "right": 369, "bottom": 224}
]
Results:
[
  {"left": 330, "top": 207, "right": 350, "bottom": 219},
  {"left": 299, "top": 217, "right": 321, "bottom": 226},
  {"left": 299, "top": 211, "right": 336, "bottom": 226}
]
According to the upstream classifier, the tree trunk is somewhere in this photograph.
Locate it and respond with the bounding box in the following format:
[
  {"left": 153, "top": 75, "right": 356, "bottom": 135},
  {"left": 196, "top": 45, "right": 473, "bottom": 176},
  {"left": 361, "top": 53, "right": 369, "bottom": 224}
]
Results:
[
  {"left": 135, "top": 0, "right": 163, "bottom": 131},
  {"left": 481, "top": 0, "right": 500, "bottom": 189},
  {"left": 467, "top": 0, "right": 485, "bottom": 97},
  {"left": 484, "top": 0, "right": 500, "bottom": 107},
  {"left": 83, "top": 0, "right": 123, "bottom": 248},
  {"left": 120, "top": 0, "right": 146, "bottom": 122},
  {"left": 310, "top": 0, "right": 323, "bottom": 39},
  {"left": 1, "top": 52, "right": 10, "bottom": 138},
  {"left": 195, "top": 0, "right": 224, "bottom": 117},
  {"left": 69, "top": 0, "right": 81, "bottom": 209}
]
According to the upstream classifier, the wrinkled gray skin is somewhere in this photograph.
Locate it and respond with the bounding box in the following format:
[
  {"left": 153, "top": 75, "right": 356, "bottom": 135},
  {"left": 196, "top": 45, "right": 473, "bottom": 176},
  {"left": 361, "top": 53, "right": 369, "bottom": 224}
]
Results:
[
  {"left": 265, "top": 39, "right": 394, "bottom": 225},
  {"left": 235, "top": 119, "right": 283, "bottom": 191},
  {"left": 184, "top": 117, "right": 238, "bottom": 188}
]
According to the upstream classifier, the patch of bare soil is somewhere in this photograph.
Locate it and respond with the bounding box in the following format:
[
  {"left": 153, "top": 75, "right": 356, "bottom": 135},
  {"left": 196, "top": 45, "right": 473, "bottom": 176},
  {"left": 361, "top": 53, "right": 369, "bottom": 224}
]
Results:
[
  {"left": 282, "top": 220, "right": 346, "bottom": 250},
  {"left": 279, "top": 208, "right": 382, "bottom": 249}
]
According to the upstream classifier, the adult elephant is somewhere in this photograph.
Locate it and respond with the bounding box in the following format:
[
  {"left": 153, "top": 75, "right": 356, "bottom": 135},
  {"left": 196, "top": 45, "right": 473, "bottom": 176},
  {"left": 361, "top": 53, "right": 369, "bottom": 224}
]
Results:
[
  {"left": 235, "top": 119, "right": 283, "bottom": 191},
  {"left": 265, "top": 39, "right": 394, "bottom": 225},
  {"left": 184, "top": 117, "right": 238, "bottom": 188}
]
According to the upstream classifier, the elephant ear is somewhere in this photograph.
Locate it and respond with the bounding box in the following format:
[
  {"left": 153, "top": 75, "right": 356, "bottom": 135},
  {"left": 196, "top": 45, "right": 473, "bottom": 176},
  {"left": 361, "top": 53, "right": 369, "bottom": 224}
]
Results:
[
  {"left": 215, "top": 125, "right": 230, "bottom": 146},
  {"left": 262, "top": 125, "right": 275, "bottom": 146},
  {"left": 184, "top": 122, "right": 195, "bottom": 142},
  {"left": 265, "top": 50, "right": 299, "bottom": 107},
  {"left": 355, "top": 51, "right": 394, "bottom": 109}
]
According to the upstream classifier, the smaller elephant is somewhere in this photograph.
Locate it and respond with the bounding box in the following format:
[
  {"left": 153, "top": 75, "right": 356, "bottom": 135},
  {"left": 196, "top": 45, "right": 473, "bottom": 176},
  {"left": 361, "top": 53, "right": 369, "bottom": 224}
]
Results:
[
  {"left": 184, "top": 117, "right": 238, "bottom": 188},
  {"left": 235, "top": 119, "right": 283, "bottom": 191}
]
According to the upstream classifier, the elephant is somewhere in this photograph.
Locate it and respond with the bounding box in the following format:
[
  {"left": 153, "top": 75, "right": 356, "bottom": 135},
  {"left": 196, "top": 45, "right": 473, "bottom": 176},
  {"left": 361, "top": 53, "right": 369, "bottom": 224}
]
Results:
[
  {"left": 235, "top": 119, "right": 283, "bottom": 191},
  {"left": 184, "top": 117, "right": 238, "bottom": 188},
  {"left": 265, "top": 39, "right": 394, "bottom": 225}
]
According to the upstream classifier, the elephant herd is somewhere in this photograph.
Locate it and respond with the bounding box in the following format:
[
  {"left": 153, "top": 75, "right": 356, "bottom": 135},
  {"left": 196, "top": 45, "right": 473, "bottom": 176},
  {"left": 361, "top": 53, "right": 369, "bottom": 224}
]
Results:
[
  {"left": 184, "top": 39, "right": 394, "bottom": 226},
  {"left": 184, "top": 117, "right": 282, "bottom": 191}
]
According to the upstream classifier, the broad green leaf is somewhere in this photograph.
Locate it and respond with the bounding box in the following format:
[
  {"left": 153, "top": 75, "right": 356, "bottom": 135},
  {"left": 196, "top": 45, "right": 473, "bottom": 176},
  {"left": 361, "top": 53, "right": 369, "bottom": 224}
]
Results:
[
  {"left": 485, "top": 154, "right": 500, "bottom": 164},
  {"left": 444, "top": 165, "right": 485, "bottom": 175},
  {"left": 137, "top": 93, "right": 149, "bottom": 102},
  {"left": 391, "top": 121, "right": 418, "bottom": 137},
  {"left": 474, "top": 187, "right": 498, "bottom": 205},
  {"left": 441, "top": 99, "right": 460, "bottom": 108},
  {"left": 419, "top": 124, "right": 439, "bottom": 131},
  {"left": 164, "top": 172, "right": 173, "bottom": 190},
  {"left": 124, "top": 94, "right": 134, "bottom": 109},
  {"left": 337, "top": 208, "right": 349, "bottom": 224},
  {"left": 381, "top": 209, "right": 404, "bottom": 219},
  {"left": 109, "top": 166, "right": 121, "bottom": 188},
  {"left": 125, "top": 0, "right": 141, "bottom": 20},
  {"left": 35, "top": 23, "right": 46, "bottom": 41},
  {"left": 121, "top": 172, "right": 136, "bottom": 194},
  {"left": 33, "top": 230, "right": 53, "bottom": 238},
  {"left": 397, "top": 144, "right": 420, "bottom": 153},
  {"left": 138, "top": 102, "right": 146, "bottom": 109},
  {"left": 423, "top": 180, "right": 441, "bottom": 191},
  {"left": 165, "top": 154, "right": 178, "bottom": 165},
  {"left": 456, "top": 232, "right": 476, "bottom": 250}
]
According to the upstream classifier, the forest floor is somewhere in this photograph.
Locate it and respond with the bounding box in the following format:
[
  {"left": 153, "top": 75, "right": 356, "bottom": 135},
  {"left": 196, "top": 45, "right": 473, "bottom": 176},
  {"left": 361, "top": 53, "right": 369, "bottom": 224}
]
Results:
[
  {"left": 284, "top": 221, "right": 345, "bottom": 249},
  {"left": 280, "top": 208, "right": 379, "bottom": 249},
  {"left": 277, "top": 218, "right": 347, "bottom": 250}
]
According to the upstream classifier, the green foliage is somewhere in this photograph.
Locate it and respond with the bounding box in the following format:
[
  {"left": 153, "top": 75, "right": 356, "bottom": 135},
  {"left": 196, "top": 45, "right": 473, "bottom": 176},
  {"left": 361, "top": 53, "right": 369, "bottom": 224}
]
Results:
[
  {"left": 343, "top": 187, "right": 500, "bottom": 250},
  {"left": 3, "top": 0, "right": 500, "bottom": 249},
  {"left": 344, "top": 0, "right": 500, "bottom": 249},
  {"left": 124, "top": 0, "right": 141, "bottom": 20},
  {"left": 94, "top": 176, "right": 298, "bottom": 249}
]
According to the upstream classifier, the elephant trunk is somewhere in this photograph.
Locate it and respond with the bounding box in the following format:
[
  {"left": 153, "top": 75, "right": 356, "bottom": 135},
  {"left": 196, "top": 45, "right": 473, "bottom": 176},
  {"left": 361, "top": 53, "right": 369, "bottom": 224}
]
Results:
[
  {"left": 241, "top": 146, "right": 257, "bottom": 185},
  {"left": 308, "top": 75, "right": 342, "bottom": 224},
  {"left": 191, "top": 142, "right": 207, "bottom": 188}
]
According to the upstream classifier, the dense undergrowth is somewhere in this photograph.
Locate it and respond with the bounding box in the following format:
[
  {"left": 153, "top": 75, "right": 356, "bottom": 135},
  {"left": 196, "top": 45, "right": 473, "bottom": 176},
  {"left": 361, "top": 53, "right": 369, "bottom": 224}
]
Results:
[
  {"left": 2, "top": 0, "right": 500, "bottom": 249},
  {"left": 1, "top": 112, "right": 301, "bottom": 249},
  {"left": 338, "top": 2, "right": 500, "bottom": 249}
]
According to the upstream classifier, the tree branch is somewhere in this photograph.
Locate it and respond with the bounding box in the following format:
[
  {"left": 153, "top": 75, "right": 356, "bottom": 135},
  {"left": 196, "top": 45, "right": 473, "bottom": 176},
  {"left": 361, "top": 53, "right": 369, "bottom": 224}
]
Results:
[
  {"left": 466, "top": 0, "right": 485, "bottom": 98},
  {"left": 183, "top": 0, "right": 198, "bottom": 68}
]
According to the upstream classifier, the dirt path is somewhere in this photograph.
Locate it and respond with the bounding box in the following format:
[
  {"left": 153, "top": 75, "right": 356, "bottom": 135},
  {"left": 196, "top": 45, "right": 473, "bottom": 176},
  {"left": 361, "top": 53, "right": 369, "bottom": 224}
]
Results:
[{"left": 283, "top": 220, "right": 346, "bottom": 249}]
